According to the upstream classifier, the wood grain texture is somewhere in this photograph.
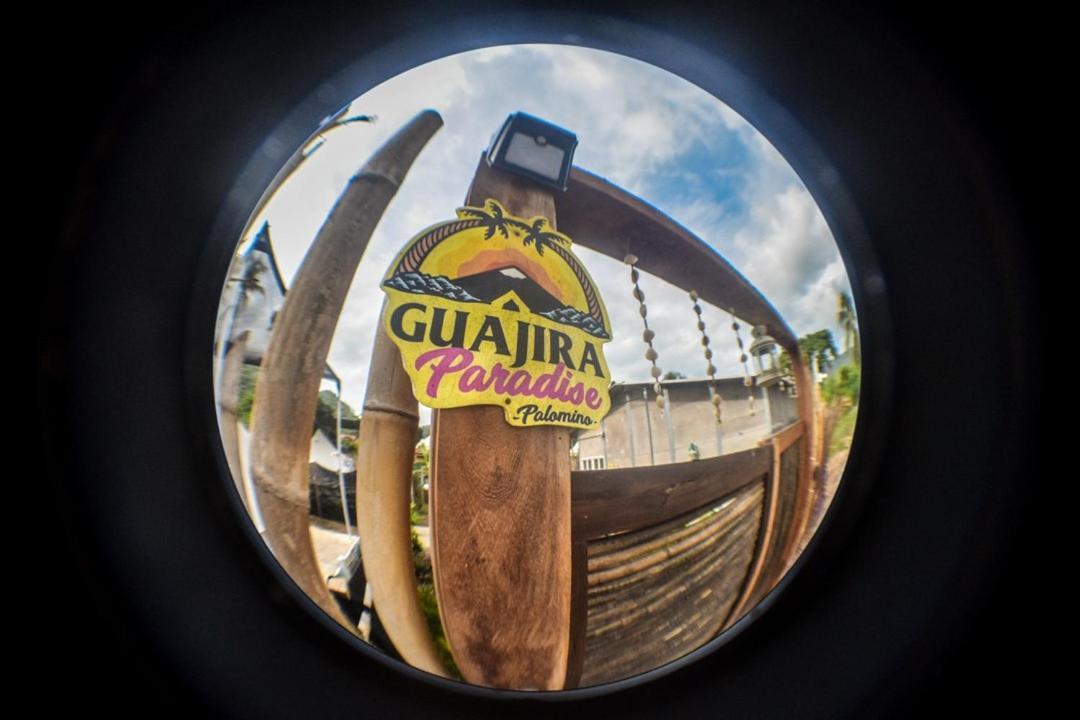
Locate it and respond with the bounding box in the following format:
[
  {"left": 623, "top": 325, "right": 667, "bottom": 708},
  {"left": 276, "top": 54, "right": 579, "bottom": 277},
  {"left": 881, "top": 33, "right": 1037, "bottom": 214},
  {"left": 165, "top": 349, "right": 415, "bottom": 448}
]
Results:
[
  {"left": 784, "top": 355, "right": 816, "bottom": 567},
  {"left": 564, "top": 448, "right": 770, "bottom": 687},
  {"left": 430, "top": 160, "right": 571, "bottom": 690}
]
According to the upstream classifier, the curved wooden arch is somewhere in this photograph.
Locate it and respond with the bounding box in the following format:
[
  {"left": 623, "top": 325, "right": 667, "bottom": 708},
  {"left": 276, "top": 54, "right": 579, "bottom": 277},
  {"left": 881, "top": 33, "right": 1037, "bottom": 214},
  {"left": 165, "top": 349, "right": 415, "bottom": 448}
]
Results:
[
  {"left": 248, "top": 110, "right": 446, "bottom": 672},
  {"left": 355, "top": 310, "right": 447, "bottom": 675},
  {"left": 361, "top": 155, "right": 819, "bottom": 688}
]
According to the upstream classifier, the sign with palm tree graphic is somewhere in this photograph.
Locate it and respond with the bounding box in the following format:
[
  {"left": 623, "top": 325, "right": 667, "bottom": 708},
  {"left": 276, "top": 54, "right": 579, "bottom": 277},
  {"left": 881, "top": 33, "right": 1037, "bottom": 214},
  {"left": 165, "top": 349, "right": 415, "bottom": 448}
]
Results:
[{"left": 381, "top": 199, "right": 612, "bottom": 429}]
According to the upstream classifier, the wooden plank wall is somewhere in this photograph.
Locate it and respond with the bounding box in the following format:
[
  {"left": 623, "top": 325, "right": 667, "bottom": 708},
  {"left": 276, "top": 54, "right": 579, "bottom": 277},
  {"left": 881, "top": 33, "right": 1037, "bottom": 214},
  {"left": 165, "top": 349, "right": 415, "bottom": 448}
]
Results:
[
  {"left": 566, "top": 447, "right": 771, "bottom": 687},
  {"left": 578, "top": 482, "right": 764, "bottom": 686}
]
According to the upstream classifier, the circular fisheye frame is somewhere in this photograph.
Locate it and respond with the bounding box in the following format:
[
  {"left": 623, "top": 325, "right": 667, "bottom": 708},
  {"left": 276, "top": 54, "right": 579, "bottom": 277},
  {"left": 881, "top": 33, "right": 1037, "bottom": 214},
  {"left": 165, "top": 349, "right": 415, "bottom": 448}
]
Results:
[
  {"left": 212, "top": 43, "right": 866, "bottom": 691},
  {"left": 43, "top": 3, "right": 1044, "bottom": 718}
]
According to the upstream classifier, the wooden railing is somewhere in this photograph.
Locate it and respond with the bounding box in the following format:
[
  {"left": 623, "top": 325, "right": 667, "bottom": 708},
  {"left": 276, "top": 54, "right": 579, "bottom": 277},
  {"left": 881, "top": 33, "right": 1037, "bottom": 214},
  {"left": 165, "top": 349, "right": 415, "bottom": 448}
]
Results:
[
  {"left": 565, "top": 419, "right": 807, "bottom": 688},
  {"left": 341, "top": 149, "right": 818, "bottom": 687}
]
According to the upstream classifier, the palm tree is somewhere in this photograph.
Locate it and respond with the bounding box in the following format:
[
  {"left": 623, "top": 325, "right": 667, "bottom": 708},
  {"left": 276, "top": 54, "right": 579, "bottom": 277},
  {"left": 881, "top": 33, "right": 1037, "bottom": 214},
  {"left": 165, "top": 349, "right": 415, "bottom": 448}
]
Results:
[
  {"left": 836, "top": 290, "right": 860, "bottom": 366},
  {"left": 508, "top": 215, "right": 569, "bottom": 257},
  {"left": 394, "top": 200, "right": 509, "bottom": 274},
  {"left": 505, "top": 214, "right": 607, "bottom": 337},
  {"left": 460, "top": 199, "right": 513, "bottom": 240},
  {"left": 216, "top": 225, "right": 270, "bottom": 399},
  {"left": 391, "top": 200, "right": 609, "bottom": 338},
  {"left": 799, "top": 329, "right": 839, "bottom": 376}
]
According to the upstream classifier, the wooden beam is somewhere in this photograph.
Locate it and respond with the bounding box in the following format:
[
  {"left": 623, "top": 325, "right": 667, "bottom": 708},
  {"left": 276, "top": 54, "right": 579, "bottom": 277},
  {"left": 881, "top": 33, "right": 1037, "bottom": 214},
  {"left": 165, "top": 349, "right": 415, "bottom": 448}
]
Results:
[
  {"left": 249, "top": 110, "right": 442, "bottom": 628},
  {"left": 571, "top": 447, "right": 771, "bottom": 539},
  {"left": 558, "top": 163, "right": 821, "bottom": 601},
  {"left": 557, "top": 167, "right": 798, "bottom": 354},
  {"left": 783, "top": 355, "right": 816, "bottom": 567},
  {"left": 430, "top": 160, "right": 572, "bottom": 690}
]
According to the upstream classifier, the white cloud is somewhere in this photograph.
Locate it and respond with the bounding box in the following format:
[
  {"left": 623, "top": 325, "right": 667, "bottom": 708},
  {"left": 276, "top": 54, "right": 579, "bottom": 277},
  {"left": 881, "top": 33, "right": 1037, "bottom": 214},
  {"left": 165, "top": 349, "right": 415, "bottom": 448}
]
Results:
[{"left": 238, "top": 44, "right": 854, "bottom": 414}]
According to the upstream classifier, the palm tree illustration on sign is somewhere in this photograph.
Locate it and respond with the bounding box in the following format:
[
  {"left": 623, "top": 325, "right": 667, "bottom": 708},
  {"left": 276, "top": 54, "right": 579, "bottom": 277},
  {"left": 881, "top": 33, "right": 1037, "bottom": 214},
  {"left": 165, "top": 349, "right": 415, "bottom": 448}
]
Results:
[{"left": 387, "top": 199, "right": 608, "bottom": 339}]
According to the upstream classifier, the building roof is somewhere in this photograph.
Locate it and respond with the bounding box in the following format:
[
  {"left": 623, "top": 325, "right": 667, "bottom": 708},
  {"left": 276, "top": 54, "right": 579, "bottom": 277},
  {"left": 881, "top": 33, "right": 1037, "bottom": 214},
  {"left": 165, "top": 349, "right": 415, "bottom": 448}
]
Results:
[
  {"left": 229, "top": 222, "right": 340, "bottom": 385},
  {"left": 246, "top": 222, "right": 288, "bottom": 297}
]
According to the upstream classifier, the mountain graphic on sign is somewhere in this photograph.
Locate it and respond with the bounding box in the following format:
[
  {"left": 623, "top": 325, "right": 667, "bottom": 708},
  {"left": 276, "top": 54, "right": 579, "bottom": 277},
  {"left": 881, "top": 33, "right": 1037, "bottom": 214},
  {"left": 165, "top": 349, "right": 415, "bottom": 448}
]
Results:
[
  {"left": 384, "top": 265, "right": 611, "bottom": 339},
  {"left": 453, "top": 266, "right": 564, "bottom": 314},
  {"left": 382, "top": 271, "right": 483, "bottom": 302}
]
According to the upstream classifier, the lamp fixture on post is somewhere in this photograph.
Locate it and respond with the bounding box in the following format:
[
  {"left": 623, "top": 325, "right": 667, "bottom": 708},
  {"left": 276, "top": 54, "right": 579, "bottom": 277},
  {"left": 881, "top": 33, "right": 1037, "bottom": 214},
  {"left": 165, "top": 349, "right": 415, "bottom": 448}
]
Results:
[
  {"left": 750, "top": 325, "right": 783, "bottom": 388},
  {"left": 486, "top": 111, "right": 578, "bottom": 190}
]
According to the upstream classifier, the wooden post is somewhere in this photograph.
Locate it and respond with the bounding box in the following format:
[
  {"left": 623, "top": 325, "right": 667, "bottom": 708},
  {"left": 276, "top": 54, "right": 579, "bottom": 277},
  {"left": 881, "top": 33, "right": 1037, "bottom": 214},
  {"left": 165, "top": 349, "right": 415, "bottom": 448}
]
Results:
[
  {"left": 430, "top": 160, "right": 572, "bottom": 689},
  {"left": 355, "top": 307, "right": 447, "bottom": 675},
  {"left": 249, "top": 110, "right": 442, "bottom": 628},
  {"left": 783, "top": 352, "right": 816, "bottom": 564},
  {"left": 663, "top": 387, "right": 676, "bottom": 463},
  {"left": 642, "top": 387, "right": 656, "bottom": 465}
]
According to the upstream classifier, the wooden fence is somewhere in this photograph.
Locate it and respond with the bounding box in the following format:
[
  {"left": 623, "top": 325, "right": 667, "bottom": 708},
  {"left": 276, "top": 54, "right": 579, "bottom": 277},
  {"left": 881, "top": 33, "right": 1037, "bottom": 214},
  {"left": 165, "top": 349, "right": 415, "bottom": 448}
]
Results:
[{"left": 565, "top": 419, "right": 806, "bottom": 687}]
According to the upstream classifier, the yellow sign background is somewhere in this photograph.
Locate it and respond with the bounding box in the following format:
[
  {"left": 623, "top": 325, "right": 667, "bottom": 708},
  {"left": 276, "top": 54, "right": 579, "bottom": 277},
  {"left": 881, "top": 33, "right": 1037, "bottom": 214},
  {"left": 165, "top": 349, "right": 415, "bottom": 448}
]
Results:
[{"left": 380, "top": 200, "right": 612, "bottom": 429}]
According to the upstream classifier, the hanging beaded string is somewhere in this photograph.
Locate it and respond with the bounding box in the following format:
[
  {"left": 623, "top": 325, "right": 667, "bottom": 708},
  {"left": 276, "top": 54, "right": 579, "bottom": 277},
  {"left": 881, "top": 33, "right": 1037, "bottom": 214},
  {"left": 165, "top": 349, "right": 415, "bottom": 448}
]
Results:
[
  {"left": 689, "top": 290, "right": 721, "bottom": 423},
  {"left": 730, "top": 308, "right": 756, "bottom": 415},
  {"left": 626, "top": 254, "right": 665, "bottom": 410}
]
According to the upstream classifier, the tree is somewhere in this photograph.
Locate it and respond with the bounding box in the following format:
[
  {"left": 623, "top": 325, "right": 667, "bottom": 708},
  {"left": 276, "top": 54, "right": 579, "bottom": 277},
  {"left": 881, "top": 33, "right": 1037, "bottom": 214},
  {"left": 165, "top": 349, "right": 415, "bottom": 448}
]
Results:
[
  {"left": 315, "top": 389, "right": 359, "bottom": 443},
  {"left": 236, "top": 365, "right": 260, "bottom": 426},
  {"left": 222, "top": 225, "right": 269, "bottom": 333},
  {"left": 798, "top": 329, "right": 839, "bottom": 376},
  {"left": 231, "top": 255, "right": 267, "bottom": 306},
  {"left": 237, "top": 373, "right": 360, "bottom": 446},
  {"left": 662, "top": 370, "right": 686, "bottom": 380},
  {"left": 778, "top": 348, "right": 794, "bottom": 380},
  {"left": 820, "top": 363, "right": 861, "bottom": 407},
  {"left": 837, "top": 290, "right": 860, "bottom": 366},
  {"left": 412, "top": 442, "right": 430, "bottom": 515}
]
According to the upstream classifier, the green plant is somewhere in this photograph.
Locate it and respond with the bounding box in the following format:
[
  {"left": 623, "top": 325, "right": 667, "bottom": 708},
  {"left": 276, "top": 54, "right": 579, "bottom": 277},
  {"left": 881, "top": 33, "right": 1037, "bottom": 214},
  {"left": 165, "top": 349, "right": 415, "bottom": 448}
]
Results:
[
  {"left": 236, "top": 365, "right": 260, "bottom": 426},
  {"left": 314, "top": 389, "right": 359, "bottom": 443},
  {"left": 837, "top": 290, "right": 861, "bottom": 366},
  {"left": 821, "top": 364, "right": 860, "bottom": 407},
  {"left": 828, "top": 404, "right": 859, "bottom": 457},
  {"left": 799, "top": 329, "right": 839, "bottom": 375},
  {"left": 416, "top": 583, "right": 460, "bottom": 678},
  {"left": 236, "top": 371, "right": 360, "bottom": 445}
]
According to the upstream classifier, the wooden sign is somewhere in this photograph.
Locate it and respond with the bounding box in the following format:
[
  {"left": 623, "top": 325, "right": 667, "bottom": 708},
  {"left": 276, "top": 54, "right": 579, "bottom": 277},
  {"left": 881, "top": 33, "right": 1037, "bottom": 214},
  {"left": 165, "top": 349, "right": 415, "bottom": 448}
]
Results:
[{"left": 381, "top": 199, "right": 612, "bottom": 430}]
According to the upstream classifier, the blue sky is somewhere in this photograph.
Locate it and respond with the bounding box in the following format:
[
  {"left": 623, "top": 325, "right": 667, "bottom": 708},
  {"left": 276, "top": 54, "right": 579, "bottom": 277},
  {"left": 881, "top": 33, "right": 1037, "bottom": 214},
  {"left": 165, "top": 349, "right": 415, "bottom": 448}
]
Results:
[{"left": 233, "top": 44, "right": 855, "bottom": 416}]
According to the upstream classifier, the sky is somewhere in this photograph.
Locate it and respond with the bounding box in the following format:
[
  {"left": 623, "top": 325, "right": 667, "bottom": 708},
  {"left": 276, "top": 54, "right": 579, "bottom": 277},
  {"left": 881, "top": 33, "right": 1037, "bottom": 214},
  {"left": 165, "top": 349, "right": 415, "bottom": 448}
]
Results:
[{"left": 230, "top": 44, "right": 855, "bottom": 418}]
